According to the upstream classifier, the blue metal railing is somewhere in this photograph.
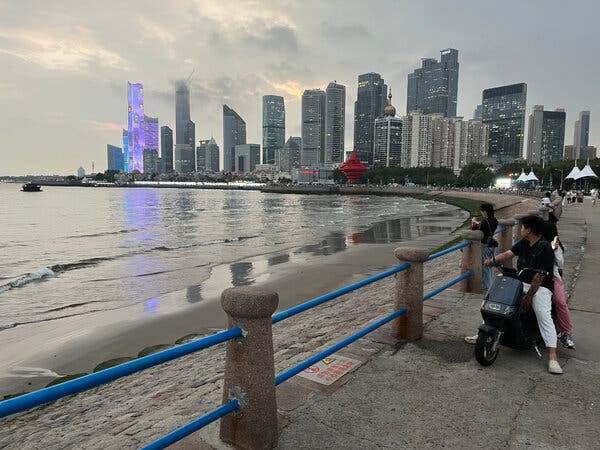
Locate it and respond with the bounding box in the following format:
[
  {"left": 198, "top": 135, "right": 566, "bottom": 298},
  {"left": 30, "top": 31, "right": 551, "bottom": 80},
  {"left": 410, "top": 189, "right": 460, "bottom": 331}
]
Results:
[
  {"left": 0, "top": 327, "right": 243, "bottom": 418},
  {"left": 142, "top": 399, "right": 239, "bottom": 450},
  {"left": 427, "top": 240, "right": 472, "bottom": 261},
  {"left": 275, "top": 306, "right": 409, "bottom": 386},
  {"left": 272, "top": 263, "right": 411, "bottom": 324},
  {"left": 423, "top": 271, "right": 472, "bottom": 301}
]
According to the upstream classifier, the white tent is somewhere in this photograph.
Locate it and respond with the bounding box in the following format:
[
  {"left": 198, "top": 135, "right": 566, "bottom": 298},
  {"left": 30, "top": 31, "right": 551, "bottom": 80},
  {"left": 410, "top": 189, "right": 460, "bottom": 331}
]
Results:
[
  {"left": 565, "top": 163, "right": 581, "bottom": 180},
  {"left": 515, "top": 169, "right": 528, "bottom": 183},
  {"left": 524, "top": 171, "right": 539, "bottom": 182},
  {"left": 575, "top": 163, "right": 599, "bottom": 180}
]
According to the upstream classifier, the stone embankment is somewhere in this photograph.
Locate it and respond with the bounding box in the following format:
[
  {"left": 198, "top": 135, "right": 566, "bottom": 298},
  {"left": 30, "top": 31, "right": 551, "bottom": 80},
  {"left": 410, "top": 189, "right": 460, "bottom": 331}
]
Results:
[{"left": 0, "top": 193, "right": 541, "bottom": 449}]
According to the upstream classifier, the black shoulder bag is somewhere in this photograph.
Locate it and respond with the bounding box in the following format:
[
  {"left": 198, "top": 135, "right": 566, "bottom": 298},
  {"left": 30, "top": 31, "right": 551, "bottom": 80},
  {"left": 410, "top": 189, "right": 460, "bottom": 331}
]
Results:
[{"left": 484, "top": 219, "right": 499, "bottom": 248}]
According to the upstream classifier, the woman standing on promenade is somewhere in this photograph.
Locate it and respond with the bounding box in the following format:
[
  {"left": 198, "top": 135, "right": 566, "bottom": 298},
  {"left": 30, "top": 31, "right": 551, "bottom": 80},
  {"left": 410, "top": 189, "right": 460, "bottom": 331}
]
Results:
[
  {"left": 473, "top": 203, "right": 499, "bottom": 292},
  {"left": 464, "top": 203, "right": 498, "bottom": 345}
]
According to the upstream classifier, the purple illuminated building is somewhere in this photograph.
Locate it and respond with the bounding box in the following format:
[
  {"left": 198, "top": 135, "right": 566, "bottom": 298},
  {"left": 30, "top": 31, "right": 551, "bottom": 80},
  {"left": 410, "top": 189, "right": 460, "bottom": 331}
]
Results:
[
  {"left": 143, "top": 115, "right": 159, "bottom": 154},
  {"left": 127, "top": 82, "right": 145, "bottom": 172}
]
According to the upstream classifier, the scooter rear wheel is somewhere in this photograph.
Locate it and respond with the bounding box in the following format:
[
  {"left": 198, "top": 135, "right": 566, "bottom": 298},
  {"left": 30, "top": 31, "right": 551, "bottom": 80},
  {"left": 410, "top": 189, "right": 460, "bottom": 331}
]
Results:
[{"left": 475, "top": 330, "right": 499, "bottom": 366}]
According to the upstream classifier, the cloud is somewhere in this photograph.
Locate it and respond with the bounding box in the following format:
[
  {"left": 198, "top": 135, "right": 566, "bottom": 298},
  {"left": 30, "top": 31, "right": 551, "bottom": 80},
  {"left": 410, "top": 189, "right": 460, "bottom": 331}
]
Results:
[
  {"left": 137, "top": 18, "right": 176, "bottom": 44},
  {"left": 321, "top": 22, "right": 372, "bottom": 40},
  {"left": 0, "top": 27, "right": 127, "bottom": 72},
  {"left": 269, "top": 80, "right": 305, "bottom": 100}
]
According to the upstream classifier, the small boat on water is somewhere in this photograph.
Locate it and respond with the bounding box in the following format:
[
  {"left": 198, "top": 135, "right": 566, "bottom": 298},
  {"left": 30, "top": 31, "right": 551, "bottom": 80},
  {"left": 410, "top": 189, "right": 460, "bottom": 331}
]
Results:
[{"left": 21, "top": 182, "right": 42, "bottom": 192}]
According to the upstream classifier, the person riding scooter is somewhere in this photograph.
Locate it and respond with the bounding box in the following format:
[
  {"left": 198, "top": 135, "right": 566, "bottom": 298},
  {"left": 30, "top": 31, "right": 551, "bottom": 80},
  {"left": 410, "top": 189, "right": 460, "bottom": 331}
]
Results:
[{"left": 483, "top": 215, "right": 562, "bottom": 374}]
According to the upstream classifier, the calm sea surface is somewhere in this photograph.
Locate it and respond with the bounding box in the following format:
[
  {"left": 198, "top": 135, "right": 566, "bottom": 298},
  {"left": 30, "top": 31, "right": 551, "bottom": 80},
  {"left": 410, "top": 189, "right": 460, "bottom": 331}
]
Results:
[{"left": 0, "top": 184, "right": 464, "bottom": 331}]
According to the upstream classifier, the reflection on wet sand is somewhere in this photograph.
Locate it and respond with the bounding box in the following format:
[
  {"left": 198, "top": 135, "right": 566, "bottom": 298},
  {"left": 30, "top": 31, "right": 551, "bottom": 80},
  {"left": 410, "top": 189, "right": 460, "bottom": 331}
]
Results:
[{"left": 184, "top": 214, "right": 456, "bottom": 305}]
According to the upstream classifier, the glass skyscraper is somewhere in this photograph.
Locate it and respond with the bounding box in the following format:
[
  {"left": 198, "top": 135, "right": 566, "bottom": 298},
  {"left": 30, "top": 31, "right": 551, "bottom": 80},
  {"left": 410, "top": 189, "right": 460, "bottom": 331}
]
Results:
[
  {"left": 527, "top": 106, "right": 565, "bottom": 165},
  {"left": 122, "top": 129, "right": 129, "bottom": 173},
  {"left": 160, "top": 126, "right": 173, "bottom": 173},
  {"left": 301, "top": 89, "right": 326, "bottom": 167},
  {"left": 279, "top": 136, "right": 301, "bottom": 171},
  {"left": 574, "top": 111, "right": 591, "bottom": 159},
  {"left": 143, "top": 116, "right": 159, "bottom": 152},
  {"left": 482, "top": 83, "right": 527, "bottom": 164},
  {"left": 127, "top": 82, "right": 145, "bottom": 172},
  {"left": 325, "top": 82, "right": 346, "bottom": 164},
  {"left": 223, "top": 105, "right": 246, "bottom": 172},
  {"left": 406, "top": 49, "right": 459, "bottom": 117},
  {"left": 262, "top": 95, "right": 285, "bottom": 165},
  {"left": 106, "top": 144, "right": 124, "bottom": 172},
  {"left": 354, "top": 73, "right": 387, "bottom": 166}
]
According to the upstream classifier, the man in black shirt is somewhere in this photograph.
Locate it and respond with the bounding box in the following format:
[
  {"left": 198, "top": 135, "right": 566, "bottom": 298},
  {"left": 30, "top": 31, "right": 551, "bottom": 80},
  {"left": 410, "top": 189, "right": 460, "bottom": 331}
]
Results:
[{"left": 484, "top": 215, "right": 562, "bottom": 374}]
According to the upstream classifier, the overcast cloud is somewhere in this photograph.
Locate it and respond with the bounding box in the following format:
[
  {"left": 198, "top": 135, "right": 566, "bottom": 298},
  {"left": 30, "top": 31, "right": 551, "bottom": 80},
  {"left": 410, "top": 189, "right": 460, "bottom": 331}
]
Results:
[{"left": 1, "top": 0, "right": 598, "bottom": 175}]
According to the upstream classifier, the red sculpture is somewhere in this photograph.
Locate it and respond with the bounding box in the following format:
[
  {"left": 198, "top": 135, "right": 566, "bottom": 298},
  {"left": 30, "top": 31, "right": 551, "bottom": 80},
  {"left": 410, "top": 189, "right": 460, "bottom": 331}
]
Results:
[{"left": 339, "top": 151, "right": 368, "bottom": 184}]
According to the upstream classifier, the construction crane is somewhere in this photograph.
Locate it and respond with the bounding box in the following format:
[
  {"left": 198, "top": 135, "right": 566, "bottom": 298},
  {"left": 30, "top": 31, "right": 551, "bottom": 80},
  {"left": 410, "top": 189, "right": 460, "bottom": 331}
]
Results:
[{"left": 185, "top": 69, "right": 195, "bottom": 86}]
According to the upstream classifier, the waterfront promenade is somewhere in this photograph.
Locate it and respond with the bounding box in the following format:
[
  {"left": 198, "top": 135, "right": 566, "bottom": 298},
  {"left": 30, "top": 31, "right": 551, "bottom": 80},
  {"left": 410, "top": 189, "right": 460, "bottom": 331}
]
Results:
[
  {"left": 273, "top": 201, "right": 600, "bottom": 449},
  {"left": 1, "top": 194, "right": 597, "bottom": 448}
]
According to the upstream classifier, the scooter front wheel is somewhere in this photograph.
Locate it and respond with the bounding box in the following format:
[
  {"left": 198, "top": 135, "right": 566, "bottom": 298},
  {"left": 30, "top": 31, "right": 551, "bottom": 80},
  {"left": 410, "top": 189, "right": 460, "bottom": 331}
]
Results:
[{"left": 475, "top": 330, "right": 499, "bottom": 366}]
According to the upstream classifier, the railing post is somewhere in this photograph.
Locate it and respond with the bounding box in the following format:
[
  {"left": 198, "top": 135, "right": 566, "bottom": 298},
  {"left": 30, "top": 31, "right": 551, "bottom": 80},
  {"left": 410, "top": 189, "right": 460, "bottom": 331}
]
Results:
[
  {"left": 513, "top": 214, "right": 527, "bottom": 241},
  {"left": 392, "top": 248, "right": 428, "bottom": 340},
  {"left": 539, "top": 206, "right": 550, "bottom": 221},
  {"left": 220, "top": 287, "right": 279, "bottom": 450},
  {"left": 459, "top": 230, "right": 483, "bottom": 293},
  {"left": 497, "top": 219, "right": 515, "bottom": 269}
]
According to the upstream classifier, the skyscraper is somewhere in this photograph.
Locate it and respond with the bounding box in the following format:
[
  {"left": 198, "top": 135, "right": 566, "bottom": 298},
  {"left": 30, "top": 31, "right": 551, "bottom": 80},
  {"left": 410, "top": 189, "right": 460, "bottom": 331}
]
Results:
[
  {"left": 407, "top": 49, "right": 459, "bottom": 117},
  {"left": 354, "top": 73, "right": 387, "bottom": 166},
  {"left": 161, "top": 126, "right": 173, "bottom": 173},
  {"left": 106, "top": 144, "right": 124, "bottom": 171},
  {"left": 223, "top": 105, "right": 246, "bottom": 172},
  {"left": 196, "top": 138, "right": 220, "bottom": 172},
  {"left": 127, "top": 82, "right": 145, "bottom": 172},
  {"left": 325, "top": 82, "right": 346, "bottom": 164},
  {"left": 482, "top": 83, "right": 527, "bottom": 164},
  {"left": 526, "top": 106, "right": 566, "bottom": 165},
  {"left": 301, "top": 89, "right": 326, "bottom": 167},
  {"left": 373, "top": 90, "right": 402, "bottom": 168},
  {"left": 262, "top": 95, "right": 285, "bottom": 165},
  {"left": 174, "top": 81, "right": 195, "bottom": 173},
  {"left": 175, "top": 81, "right": 191, "bottom": 146},
  {"left": 279, "top": 136, "right": 302, "bottom": 171},
  {"left": 473, "top": 104, "right": 483, "bottom": 121},
  {"left": 401, "top": 111, "right": 434, "bottom": 168},
  {"left": 574, "top": 111, "right": 591, "bottom": 159},
  {"left": 143, "top": 116, "right": 159, "bottom": 152},
  {"left": 143, "top": 149, "right": 159, "bottom": 174},
  {"left": 122, "top": 129, "right": 129, "bottom": 173}
]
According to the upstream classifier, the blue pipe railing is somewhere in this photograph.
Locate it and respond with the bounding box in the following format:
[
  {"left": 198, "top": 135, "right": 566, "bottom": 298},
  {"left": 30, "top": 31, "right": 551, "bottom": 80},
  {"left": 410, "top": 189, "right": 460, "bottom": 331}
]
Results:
[
  {"left": 0, "top": 327, "right": 243, "bottom": 418},
  {"left": 423, "top": 271, "right": 472, "bottom": 301},
  {"left": 275, "top": 306, "right": 409, "bottom": 386},
  {"left": 427, "top": 240, "right": 472, "bottom": 262},
  {"left": 272, "top": 262, "right": 411, "bottom": 324},
  {"left": 142, "top": 399, "right": 239, "bottom": 450}
]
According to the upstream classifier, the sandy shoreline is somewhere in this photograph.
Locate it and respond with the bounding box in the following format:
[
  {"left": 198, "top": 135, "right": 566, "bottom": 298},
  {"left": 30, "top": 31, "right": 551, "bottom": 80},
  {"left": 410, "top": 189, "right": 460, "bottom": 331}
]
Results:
[
  {"left": 0, "top": 199, "right": 469, "bottom": 397},
  {"left": 0, "top": 192, "right": 541, "bottom": 448}
]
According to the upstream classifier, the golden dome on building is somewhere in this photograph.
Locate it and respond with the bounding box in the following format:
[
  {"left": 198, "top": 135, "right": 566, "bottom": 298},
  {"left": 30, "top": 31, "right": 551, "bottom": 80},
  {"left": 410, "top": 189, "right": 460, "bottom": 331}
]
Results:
[{"left": 383, "top": 89, "right": 396, "bottom": 117}]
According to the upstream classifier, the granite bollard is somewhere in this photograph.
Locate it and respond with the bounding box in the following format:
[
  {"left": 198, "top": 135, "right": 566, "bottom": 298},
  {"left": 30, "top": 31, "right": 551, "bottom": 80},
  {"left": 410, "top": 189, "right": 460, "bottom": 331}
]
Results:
[
  {"left": 393, "top": 247, "right": 428, "bottom": 340},
  {"left": 460, "top": 230, "right": 483, "bottom": 293},
  {"left": 220, "top": 287, "right": 279, "bottom": 450}
]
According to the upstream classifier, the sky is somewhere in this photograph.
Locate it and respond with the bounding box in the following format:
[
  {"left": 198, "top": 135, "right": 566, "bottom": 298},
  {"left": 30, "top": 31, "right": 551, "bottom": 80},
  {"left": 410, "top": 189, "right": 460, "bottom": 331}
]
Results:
[{"left": 1, "top": 0, "right": 599, "bottom": 175}]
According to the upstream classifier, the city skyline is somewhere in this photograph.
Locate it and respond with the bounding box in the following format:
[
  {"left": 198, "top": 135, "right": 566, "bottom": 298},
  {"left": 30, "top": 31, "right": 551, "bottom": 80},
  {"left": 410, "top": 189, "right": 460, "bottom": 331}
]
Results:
[{"left": 1, "top": 1, "right": 599, "bottom": 175}]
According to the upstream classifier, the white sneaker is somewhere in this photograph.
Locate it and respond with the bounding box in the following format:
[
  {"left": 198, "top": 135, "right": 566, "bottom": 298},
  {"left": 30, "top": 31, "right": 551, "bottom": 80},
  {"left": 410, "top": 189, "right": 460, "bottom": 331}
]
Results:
[
  {"left": 464, "top": 334, "right": 478, "bottom": 344},
  {"left": 548, "top": 359, "right": 563, "bottom": 375}
]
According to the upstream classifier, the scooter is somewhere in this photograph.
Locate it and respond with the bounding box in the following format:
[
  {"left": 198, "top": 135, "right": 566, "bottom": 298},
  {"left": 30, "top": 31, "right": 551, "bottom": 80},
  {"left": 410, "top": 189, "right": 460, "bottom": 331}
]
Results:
[{"left": 475, "top": 265, "right": 550, "bottom": 366}]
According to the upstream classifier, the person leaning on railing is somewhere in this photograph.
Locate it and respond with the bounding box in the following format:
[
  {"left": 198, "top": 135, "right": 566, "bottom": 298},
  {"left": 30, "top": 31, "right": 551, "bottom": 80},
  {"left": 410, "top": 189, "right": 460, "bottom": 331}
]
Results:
[{"left": 483, "top": 215, "right": 563, "bottom": 375}]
